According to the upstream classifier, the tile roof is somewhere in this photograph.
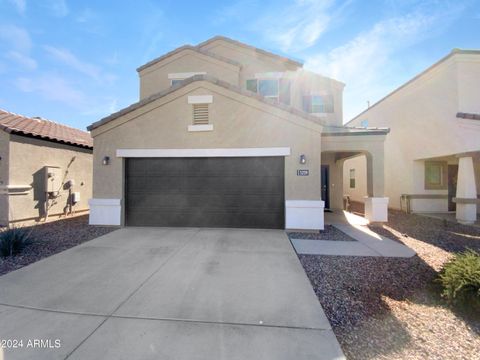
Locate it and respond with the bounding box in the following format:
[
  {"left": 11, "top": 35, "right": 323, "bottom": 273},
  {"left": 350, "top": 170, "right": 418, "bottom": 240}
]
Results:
[
  {"left": 136, "top": 35, "right": 303, "bottom": 73},
  {"left": 0, "top": 109, "right": 93, "bottom": 148},
  {"left": 457, "top": 112, "right": 480, "bottom": 120}
]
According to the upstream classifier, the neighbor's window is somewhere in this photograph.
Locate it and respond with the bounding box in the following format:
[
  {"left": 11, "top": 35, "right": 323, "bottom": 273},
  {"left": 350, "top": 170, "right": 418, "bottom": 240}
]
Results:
[
  {"left": 349, "top": 169, "right": 356, "bottom": 189},
  {"left": 245, "top": 79, "right": 291, "bottom": 105},
  {"left": 303, "top": 95, "right": 334, "bottom": 113},
  {"left": 171, "top": 79, "right": 183, "bottom": 86},
  {"left": 360, "top": 119, "right": 369, "bottom": 127},
  {"left": 425, "top": 161, "right": 447, "bottom": 190}
]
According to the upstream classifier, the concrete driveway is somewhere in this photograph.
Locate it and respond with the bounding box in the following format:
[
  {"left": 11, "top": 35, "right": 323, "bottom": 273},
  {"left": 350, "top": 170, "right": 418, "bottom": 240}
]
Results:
[{"left": 0, "top": 228, "right": 344, "bottom": 360}]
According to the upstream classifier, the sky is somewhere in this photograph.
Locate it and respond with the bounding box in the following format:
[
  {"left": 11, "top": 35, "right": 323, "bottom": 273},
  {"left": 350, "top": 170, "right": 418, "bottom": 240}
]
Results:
[{"left": 0, "top": 0, "right": 479, "bottom": 131}]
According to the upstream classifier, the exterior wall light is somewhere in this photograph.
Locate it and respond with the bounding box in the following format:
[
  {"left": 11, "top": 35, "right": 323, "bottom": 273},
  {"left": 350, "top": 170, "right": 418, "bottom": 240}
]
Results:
[
  {"left": 299, "top": 154, "right": 306, "bottom": 164},
  {"left": 102, "top": 156, "right": 110, "bottom": 165}
]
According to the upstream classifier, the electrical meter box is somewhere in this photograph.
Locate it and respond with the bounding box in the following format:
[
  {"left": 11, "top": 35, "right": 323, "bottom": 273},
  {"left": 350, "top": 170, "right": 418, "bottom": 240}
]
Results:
[
  {"left": 44, "top": 166, "right": 62, "bottom": 193},
  {"left": 72, "top": 192, "right": 81, "bottom": 203}
]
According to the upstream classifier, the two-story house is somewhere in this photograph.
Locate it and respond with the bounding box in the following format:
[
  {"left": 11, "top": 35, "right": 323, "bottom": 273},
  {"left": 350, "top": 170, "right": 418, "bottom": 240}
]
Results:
[
  {"left": 343, "top": 49, "right": 480, "bottom": 224},
  {"left": 87, "top": 36, "right": 389, "bottom": 229}
]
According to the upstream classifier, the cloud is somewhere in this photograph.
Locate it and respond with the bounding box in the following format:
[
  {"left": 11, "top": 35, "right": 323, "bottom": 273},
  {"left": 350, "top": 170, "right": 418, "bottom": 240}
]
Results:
[
  {"left": 0, "top": 25, "right": 32, "bottom": 52},
  {"left": 7, "top": 0, "right": 26, "bottom": 14},
  {"left": 43, "top": 46, "right": 116, "bottom": 83},
  {"left": 6, "top": 51, "right": 37, "bottom": 70},
  {"left": 304, "top": 3, "right": 466, "bottom": 121},
  {"left": 15, "top": 74, "right": 86, "bottom": 107},
  {"left": 45, "top": 0, "right": 68, "bottom": 17}
]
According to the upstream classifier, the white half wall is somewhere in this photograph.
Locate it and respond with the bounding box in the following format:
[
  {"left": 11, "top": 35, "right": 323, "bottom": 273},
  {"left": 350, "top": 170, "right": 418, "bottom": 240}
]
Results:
[
  {"left": 285, "top": 200, "right": 325, "bottom": 230},
  {"left": 89, "top": 198, "right": 121, "bottom": 225},
  {"left": 364, "top": 197, "right": 389, "bottom": 222}
]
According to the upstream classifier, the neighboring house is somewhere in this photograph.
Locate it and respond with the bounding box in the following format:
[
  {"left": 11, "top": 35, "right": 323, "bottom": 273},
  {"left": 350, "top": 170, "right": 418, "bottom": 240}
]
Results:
[
  {"left": 0, "top": 109, "right": 93, "bottom": 226},
  {"left": 88, "top": 36, "right": 389, "bottom": 229},
  {"left": 344, "top": 49, "right": 480, "bottom": 224}
]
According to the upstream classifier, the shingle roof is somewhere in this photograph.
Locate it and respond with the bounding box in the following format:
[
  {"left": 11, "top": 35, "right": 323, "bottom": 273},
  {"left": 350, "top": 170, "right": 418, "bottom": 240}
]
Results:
[
  {"left": 457, "top": 112, "right": 480, "bottom": 120},
  {"left": 0, "top": 109, "right": 93, "bottom": 148}
]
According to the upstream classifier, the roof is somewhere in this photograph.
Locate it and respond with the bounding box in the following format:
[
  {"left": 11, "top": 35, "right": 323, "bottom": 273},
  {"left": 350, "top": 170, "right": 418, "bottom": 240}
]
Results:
[
  {"left": 197, "top": 36, "right": 303, "bottom": 68},
  {"left": 0, "top": 109, "right": 93, "bottom": 149},
  {"left": 137, "top": 35, "right": 303, "bottom": 73},
  {"left": 457, "top": 112, "right": 480, "bottom": 120},
  {"left": 347, "top": 49, "right": 480, "bottom": 125},
  {"left": 88, "top": 74, "right": 387, "bottom": 138},
  {"left": 137, "top": 45, "right": 242, "bottom": 73}
]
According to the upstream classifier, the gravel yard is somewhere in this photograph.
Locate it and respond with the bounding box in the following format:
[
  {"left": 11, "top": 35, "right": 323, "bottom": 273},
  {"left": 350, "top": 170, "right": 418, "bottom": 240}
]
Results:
[
  {"left": 288, "top": 225, "right": 357, "bottom": 241},
  {"left": 0, "top": 215, "right": 117, "bottom": 276},
  {"left": 299, "top": 205, "right": 480, "bottom": 360}
]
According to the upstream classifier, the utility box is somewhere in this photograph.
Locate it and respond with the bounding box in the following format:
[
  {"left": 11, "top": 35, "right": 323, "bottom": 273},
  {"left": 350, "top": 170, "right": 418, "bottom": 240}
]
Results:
[
  {"left": 44, "top": 166, "right": 62, "bottom": 193},
  {"left": 72, "top": 192, "right": 81, "bottom": 203}
]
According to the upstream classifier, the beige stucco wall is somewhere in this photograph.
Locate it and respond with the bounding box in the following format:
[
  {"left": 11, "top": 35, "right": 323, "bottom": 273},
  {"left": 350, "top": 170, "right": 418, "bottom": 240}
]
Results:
[
  {"left": 342, "top": 155, "right": 368, "bottom": 203},
  {"left": 139, "top": 49, "right": 240, "bottom": 100},
  {"left": 91, "top": 81, "right": 323, "bottom": 224},
  {"left": 0, "top": 130, "right": 10, "bottom": 225},
  {"left": 347, "top": 53, "right": 480, "bottom": 211},
  {"left": 7, "top": 135, "right": 92, "bottom": 223},
  {"left": 139, "top": 39, "right": 345, "bottom": 126}
]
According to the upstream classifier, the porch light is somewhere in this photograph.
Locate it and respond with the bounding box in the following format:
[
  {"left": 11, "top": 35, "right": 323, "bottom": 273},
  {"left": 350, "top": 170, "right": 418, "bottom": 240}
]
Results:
[
  {"left": 102, "top": 156, "right": 110, "bottom": 165},
  {"left": 299, "top": 154, "right": 306, "bottom": 164}
]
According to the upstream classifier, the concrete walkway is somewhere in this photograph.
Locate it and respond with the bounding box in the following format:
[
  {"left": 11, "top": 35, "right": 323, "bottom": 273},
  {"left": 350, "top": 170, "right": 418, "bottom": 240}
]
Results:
[
  {"left": 291, "top": 211, "right": 416, "bottom": 258},
  {"left": 0, "top": 228, "right": 344, "bottom": 360}
]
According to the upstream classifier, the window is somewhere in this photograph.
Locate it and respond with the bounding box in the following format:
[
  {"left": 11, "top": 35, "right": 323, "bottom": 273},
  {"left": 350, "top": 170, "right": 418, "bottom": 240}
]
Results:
[
  {"left": 245, "top": 79, "right": 291, "bottom": 105},
  {"left": 171, "top": 79, "right": 183, "bottom": 86},
  {"left": 360, "top": 119, "right": 369, "bottom": 127},
  {"left": 425, "top": 161, "right": 447, "bottom": 190},
  {"left": 303, "top": 95, "right": 334, "bottom": 113},
  {"left": 349, "top": 169, "right": 356, "bottom": 189}
]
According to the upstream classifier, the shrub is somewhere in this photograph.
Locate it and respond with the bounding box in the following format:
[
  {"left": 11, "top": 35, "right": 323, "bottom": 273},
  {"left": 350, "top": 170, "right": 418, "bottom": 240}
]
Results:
[
  {"left": 0, "top": 227, "right": 33, "bottom": 258},
  {"left": 438, "top": 249, "right": 480, "bottom": 308}
]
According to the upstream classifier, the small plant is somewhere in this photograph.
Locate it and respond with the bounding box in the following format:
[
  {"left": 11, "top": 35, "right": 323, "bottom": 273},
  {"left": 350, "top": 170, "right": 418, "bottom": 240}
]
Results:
[
  {"left": 438, "top": 249, "right": 480, "bottom": 308},
  {"left": 0, "top": 227, "right": 33, "bottom": 258}
]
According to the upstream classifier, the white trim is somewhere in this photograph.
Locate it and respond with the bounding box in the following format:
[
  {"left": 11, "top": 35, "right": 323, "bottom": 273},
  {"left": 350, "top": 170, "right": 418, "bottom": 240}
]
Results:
[
  {"left": 0, "top": 185, "right": 32, "bottom": 195},
  {"left": 286, "top": 200, "right": 324, "bottom": 230},
  {"left": 188, "top": 95, "right": 213, "bottom": 104},
  {"left": 116, "top": 147, "right": 291, "bottom": 158},
  {"left": 187, "top": 124, "right": 214, "bottom": 132},
  {"left": 168, "top": 72, "right": 206, "bottom": 80},
  {"left": 89, "top": 198, "right": 121, "bottom": 225}
]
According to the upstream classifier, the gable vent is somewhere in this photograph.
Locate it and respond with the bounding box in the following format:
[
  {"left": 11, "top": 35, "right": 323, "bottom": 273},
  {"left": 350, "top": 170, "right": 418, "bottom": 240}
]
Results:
[{"left": 193, "top": 103, "right": 209, "bottom": 125}]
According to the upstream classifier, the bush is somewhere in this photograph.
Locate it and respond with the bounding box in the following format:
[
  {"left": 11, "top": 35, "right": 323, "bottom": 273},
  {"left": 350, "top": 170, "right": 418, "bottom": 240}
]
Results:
[
  {"left": 0, "top": 227, "right": 33, "bottom": 258},
  {"left": 438, "top": 249, "right": 480, "bottom": 308}
]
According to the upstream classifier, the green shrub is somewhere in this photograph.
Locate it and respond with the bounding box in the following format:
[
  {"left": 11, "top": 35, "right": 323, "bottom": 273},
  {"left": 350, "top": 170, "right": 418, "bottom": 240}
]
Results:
[
  {"left": 0, "top": 227, "right": 33, "bottom": 258},
  {"left": 438, "top": 250, "right": 480, "bottom": 308}
]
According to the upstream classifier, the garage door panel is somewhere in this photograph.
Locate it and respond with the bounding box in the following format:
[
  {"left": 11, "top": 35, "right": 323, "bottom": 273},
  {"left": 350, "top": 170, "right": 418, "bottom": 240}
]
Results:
[{"left": 125, "top": 157, "right": 284, "bottom": 229}]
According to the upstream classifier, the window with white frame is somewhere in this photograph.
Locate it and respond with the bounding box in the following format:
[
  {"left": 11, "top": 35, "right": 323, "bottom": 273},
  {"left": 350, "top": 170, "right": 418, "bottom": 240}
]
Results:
[
  {"left": 349, "top": 169, "right": 356, "bottom": 189},
  {"left": 246, "top": 79, "right": 291, "bottom": 105},
  {"left": 169, "top": 72, "right": 206, "bottom": 86},
  {"left": 303, "top": 95, "right": 334, "bottom": 113}
]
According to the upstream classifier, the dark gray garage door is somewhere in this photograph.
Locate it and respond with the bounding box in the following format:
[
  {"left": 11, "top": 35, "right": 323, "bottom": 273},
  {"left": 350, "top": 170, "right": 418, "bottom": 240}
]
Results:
[{"left": 125, "top": 157, "right": 285, "bottom": 228}]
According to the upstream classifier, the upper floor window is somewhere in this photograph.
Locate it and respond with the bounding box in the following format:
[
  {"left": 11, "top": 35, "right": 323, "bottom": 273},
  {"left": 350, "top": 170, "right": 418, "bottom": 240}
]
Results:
[
  {"left": 169, "top": 72, "right": 206, "bottom": 87},
  {"left": 246, "top": 79, "right": 291, "bottom": 105},
  {"left": 303, "top": 95, "right": 334, "bottom": 113},
  {"left": 360, "top": 119, "right": 369, "bottom": 127},
  {"left": 171, "top": 79, "right": 184, "bottom": 86}
]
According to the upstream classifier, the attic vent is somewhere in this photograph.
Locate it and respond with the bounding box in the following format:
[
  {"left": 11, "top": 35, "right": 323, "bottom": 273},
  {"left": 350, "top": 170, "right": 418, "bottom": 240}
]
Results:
[{"left": 193, "top": 103, "right": 209, "bottom": 125}]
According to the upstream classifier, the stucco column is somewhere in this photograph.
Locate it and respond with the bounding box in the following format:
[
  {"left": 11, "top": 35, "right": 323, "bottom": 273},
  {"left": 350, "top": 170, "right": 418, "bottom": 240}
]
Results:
[
  {"left": 364, "top": 151, "right": 389, "bottom": 222},
  {"left": 455, "top": 156, "right": 477, "bottom": 224}
]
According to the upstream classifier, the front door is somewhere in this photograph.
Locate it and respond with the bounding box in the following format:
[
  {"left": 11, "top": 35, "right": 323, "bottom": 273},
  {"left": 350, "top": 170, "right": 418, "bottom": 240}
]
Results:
[
  {"left": 448, "top": 164, "right": 458, "bottom": 212},
  {"left": 321, "top": 165, "right": 330, "bottom": 209}
]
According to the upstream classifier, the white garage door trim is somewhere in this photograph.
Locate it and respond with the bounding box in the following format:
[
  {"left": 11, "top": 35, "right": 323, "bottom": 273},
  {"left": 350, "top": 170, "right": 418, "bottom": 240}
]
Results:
[{"left": 116, "top": 147, "right": 291, "bottom": 158}]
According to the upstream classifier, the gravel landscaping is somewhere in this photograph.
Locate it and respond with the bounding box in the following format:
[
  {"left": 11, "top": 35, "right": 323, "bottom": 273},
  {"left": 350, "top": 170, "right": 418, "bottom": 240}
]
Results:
[
  {"left": 299, "top": 206, "right": 480, "bottom": 360},
  {"left": 0, "top": 215, "right": 117, "bottom": 276},
  {"left": 288, "top": 225, "right": 357, "bottom": 241}
]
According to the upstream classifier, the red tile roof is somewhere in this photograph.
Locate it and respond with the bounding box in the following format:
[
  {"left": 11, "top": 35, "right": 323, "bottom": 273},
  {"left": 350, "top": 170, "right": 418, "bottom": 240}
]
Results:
[{"left": 0, "top": 109, "right": 92, "bottom": 148}]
